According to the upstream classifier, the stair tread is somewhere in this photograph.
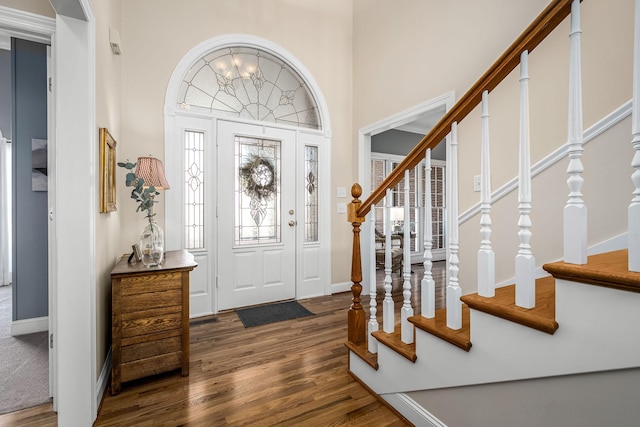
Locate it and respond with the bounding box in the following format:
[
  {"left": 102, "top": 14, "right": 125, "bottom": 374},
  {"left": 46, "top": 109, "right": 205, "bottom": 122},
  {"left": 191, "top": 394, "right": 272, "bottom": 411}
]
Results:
[
  {"left": 345, "top": 341, "right": 378, "bottom": 370},
  {"left": 371, "top": 328, "right": 417, "bottom": 363},
  {"left": 409, "top": 305, "right": 472, "bottom": 351},
  {"left": 543, "top": 249, "right": 640, "bottom": 293},
  {"left": 461, "top": 276, "right": 558, "bottom": 335}
]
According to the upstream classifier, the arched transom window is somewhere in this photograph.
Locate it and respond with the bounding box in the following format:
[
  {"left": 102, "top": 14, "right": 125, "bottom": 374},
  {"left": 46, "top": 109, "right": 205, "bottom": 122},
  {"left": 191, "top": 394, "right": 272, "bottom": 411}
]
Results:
[{"left": 177, "top": 46, "right": 321, "bottom": 130}]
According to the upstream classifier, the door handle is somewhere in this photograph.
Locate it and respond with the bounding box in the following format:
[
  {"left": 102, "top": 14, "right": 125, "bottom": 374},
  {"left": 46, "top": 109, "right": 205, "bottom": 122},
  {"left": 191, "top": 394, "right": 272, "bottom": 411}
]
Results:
[{"left": 288, "top": 220, "right": 297, "bottom": 227}]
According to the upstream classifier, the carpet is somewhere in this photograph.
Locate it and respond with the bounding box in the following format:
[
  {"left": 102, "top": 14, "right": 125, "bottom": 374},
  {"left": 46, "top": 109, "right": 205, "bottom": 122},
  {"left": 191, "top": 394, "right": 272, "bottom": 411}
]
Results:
[
  {"left": 235, "top": 300, "right": 314, "bottom": 328},
  {"left": 0, "top": 285, "right": 51, "bottom": 415}
]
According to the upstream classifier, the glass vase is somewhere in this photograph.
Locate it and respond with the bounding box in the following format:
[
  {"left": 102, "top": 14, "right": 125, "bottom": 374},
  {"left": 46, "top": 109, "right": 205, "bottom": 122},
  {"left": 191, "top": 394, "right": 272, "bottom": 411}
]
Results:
[{"left": 139, "top": 220, "right": 164, "bottom": 267}]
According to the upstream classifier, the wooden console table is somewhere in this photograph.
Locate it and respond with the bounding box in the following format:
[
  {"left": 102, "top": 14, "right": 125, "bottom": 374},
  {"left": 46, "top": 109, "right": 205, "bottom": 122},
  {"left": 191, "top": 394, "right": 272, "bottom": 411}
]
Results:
[{"left": 111, "top": 249, "right": 197, "bottom": 395}]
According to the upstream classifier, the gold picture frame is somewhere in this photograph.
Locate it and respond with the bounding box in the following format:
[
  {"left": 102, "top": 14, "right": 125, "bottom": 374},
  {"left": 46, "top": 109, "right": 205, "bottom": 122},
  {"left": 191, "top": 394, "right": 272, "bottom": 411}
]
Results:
[{"left": 99, "top": 128, "right": 117, "bottom": 213}]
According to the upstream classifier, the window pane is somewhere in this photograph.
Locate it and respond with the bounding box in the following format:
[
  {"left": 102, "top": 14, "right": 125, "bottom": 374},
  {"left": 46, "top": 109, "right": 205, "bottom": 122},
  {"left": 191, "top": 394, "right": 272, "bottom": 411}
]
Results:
[
  {"left": 305, "top": 146, "right": 319, "bottom": 242},
  {"left": 178, "top": 47, "right": 321, "bottom": 130},
  {"left": 184, "top": 130, "right": 205, "bottom": 249},
  {"left": 235, "top": 136, "right": 281, "bottom": 245}
]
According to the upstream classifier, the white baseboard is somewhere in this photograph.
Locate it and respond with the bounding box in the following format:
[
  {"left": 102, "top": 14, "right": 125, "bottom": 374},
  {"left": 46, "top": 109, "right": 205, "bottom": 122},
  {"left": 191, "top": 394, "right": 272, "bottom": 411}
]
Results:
[
  {"left": 11, "top": 316, "right": 48, "bottom": 336},
  {"left": 331, "top": 281, "right": 352, "bottom": 294},
  {"left": 381, "top": 392, "right": 447, "bottom": 427},
  {"left": 96, "top": 347, "right": 112, "bottom": 407}
]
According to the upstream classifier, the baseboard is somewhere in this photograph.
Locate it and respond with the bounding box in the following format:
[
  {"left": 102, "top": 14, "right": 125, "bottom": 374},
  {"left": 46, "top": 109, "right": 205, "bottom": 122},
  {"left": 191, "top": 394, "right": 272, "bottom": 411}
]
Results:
[
  {"left": 380, "top": 392, "right": 447, "bottom": 427},
  {"left": 331, "top": 281, "right": 352, "bottom": 294},
  {"left": 11, "top": 316, "right": 48, "bottom": 336},
  {"left": 96, "top": 347, "right": 112, "bottom": 410}
]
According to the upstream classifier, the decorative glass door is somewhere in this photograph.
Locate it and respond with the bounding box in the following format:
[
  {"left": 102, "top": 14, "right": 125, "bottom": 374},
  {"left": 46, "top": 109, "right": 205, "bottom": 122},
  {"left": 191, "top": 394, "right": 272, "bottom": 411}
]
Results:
[{"left": 217, "top": 121, "right": 296, "bottom": 310}]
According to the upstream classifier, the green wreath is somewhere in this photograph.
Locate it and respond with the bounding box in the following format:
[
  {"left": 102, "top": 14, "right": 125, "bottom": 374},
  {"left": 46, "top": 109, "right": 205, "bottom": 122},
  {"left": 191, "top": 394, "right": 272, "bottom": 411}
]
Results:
[{"left": 239, "top": 155, "right": 277, "bottom": 201}]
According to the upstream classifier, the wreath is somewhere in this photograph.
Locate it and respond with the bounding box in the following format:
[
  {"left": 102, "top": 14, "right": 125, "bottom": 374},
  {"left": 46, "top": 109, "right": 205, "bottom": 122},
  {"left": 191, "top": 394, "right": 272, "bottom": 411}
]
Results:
[{"left": 239, "top": 155, "right": 277, "bottom": 201}]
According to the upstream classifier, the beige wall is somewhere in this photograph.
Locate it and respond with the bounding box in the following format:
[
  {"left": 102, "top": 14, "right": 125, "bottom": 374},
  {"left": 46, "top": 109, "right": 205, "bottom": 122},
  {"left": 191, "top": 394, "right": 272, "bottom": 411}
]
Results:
[
  {"left": 0, "top": 0, "right": 54, "bottom": 17},
  {"left": 93, "top": 0, "right": 122, "bottom": 378},
  {"left": 118, "top": 0, "right": 354, "bottom": 285},
  {"left": 353, "top": 0, "right": 634, "bottom": 292}
]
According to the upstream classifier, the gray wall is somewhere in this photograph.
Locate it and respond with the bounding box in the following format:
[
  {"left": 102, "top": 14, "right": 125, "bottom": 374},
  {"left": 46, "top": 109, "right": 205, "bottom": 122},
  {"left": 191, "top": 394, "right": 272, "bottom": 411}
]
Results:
[
  {"left": 407, "top": 368, "right": 640, "bottom": 427},
  {"left": 0, "top": 48, "right": 11, "bottom": 139},
  {"left": 12, "top": 38, "right": 48, "bottom": 321},
  {"left": 371, "top": 128, "right": 446, "bottom": 160}
]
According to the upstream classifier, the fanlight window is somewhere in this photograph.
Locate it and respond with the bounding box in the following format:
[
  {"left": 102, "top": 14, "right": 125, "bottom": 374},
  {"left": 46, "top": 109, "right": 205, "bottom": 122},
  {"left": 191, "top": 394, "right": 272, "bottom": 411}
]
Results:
[{"left": 177, "top": 46, "right": 321, "bottom": 130}]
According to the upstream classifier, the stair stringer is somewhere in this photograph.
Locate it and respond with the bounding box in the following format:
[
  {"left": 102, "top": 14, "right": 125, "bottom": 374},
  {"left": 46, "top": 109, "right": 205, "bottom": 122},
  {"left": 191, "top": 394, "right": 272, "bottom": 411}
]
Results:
[{"left": 349, "top": 279, "right": 640, "bottom": 395}]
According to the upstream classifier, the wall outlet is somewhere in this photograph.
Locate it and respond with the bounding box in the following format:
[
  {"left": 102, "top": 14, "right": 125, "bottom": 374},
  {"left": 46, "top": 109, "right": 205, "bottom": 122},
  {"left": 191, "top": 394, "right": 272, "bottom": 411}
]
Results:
[
  {"left": 337, "top": 202, "right": 347, "bottom": 214},
  {"left": 474, "top": 175, "right": 481, "bottom": 192}
]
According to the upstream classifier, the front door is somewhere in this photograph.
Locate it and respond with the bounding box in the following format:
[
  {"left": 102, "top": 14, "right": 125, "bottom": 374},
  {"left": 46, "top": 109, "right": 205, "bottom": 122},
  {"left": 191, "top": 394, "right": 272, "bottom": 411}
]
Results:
[{"left": 217, "top": 121, "right": 297, "bottom": 310}]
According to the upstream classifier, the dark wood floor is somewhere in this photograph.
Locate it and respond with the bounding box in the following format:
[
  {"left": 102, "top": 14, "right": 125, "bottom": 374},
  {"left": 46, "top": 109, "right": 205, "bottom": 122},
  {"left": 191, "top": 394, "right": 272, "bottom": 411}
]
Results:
[{"left": 0, "top": 262, "right": 445, "bottom": 426}]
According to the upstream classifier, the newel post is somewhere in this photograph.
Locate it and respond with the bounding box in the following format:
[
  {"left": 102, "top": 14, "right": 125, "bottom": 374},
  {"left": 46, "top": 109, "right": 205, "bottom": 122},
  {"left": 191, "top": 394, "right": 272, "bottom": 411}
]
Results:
[{"left": 348, "top": 183, "right": 367, "bottom": 344}]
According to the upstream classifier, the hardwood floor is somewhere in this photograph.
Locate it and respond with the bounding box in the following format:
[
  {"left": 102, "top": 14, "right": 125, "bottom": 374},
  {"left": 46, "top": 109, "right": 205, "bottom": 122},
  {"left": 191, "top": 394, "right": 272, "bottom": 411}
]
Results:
[{"left": 0, "top": 263, "right": 445, "bottom": 426}]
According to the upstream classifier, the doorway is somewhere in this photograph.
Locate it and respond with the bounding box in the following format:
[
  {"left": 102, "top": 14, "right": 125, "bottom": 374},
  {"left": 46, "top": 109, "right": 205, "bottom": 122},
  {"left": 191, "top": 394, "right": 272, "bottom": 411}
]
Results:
[{"left": 165, "top": 36, "right": 332, "bottom": 317}]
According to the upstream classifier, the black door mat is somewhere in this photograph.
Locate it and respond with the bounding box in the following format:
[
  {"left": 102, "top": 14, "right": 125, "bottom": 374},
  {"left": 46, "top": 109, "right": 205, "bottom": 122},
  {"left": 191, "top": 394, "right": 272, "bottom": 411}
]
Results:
[{"left": 235, "top": 300, "right": 314, "bottom": 328}]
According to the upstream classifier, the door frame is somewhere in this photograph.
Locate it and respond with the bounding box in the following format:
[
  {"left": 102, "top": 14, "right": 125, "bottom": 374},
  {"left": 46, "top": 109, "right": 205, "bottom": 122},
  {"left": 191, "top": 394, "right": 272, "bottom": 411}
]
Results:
[
  {"left": 357, "top": 91, "right": 455, "bottom": 293},
  {"left": 164, "top": 35, "right": 332, "bottom": 316}
]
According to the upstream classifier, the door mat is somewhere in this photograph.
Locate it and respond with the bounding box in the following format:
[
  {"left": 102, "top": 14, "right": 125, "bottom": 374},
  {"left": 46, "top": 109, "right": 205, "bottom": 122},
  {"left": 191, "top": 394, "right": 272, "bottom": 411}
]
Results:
[{"left": 235, "top": 301, "right": 314, "bottom": 328}]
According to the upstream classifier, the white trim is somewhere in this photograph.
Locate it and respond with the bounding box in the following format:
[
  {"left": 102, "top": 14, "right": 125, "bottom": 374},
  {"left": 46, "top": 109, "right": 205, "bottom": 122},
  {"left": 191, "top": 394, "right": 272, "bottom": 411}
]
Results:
[
  {"left": 0, "top": 6, "right": 55, "bottom": 44},
  {"left": 331, "top": 281, "right": 352, "bottom": 294},
  {"left": 11, "top": 316, "right": 48, "bottom": 335},
  {"left": 53, "top": 0, "right": 98, "bottom": 423},
  {"left": 380, "top": 392, "right": 448, "bottom": 427},
  {"left": 460, "top": 100, "right": 633, "bottom": 224},
  {"left": 96, "top": 346, "right": 112, "bottom": 409}
]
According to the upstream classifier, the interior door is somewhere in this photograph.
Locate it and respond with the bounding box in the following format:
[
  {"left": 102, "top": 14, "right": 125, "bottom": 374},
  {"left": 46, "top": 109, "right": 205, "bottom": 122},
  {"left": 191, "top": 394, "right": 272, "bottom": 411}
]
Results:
[{"left": 217, "top": 121, "right": 296, "bottom": 310}]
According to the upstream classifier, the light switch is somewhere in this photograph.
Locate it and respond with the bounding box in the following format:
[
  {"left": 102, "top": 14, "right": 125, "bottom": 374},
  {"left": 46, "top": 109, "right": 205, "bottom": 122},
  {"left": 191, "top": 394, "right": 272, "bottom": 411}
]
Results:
[
  {"left": 474, "top": 175, "right": 481, "bottom": 192},
  {"left": 337, "top": 202, "right": 347, "bottom": 214},
  {"left": 337, "top": 187, "right": 347, "bottom": 198}
]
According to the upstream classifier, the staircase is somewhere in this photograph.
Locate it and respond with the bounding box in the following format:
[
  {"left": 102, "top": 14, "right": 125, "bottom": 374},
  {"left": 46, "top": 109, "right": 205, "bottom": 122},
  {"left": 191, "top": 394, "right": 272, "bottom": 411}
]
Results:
[{"left": 345, "top": 0, "right": 640, "bottom": 425}]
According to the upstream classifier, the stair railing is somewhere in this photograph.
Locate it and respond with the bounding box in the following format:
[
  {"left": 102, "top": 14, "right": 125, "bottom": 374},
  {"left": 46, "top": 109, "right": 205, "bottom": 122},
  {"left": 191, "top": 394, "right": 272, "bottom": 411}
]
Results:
[
  {"left": 346, "top": 0, "right": 581, "bottom": 348},
  {"left": 348, "top": 0, "right": 640, "bottom": 356}
]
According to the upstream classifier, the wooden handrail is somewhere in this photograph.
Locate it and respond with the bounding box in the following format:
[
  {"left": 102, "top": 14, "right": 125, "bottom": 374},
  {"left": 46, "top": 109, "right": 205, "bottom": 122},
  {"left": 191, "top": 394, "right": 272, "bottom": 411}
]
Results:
[{"left": 357, "top": 0, "right": 579, "bottom": 218}]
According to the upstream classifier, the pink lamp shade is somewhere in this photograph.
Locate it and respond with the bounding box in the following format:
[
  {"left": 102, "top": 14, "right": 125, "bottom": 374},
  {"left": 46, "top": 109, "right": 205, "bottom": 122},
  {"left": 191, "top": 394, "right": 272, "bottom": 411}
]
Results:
[{"left": 134, "top": 156, "right": 170, "bottom": 190}]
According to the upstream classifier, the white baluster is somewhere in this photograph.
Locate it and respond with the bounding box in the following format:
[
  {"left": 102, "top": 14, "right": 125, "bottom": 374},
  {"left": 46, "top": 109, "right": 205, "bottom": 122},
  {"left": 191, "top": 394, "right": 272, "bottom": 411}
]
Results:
[
  {"left": 383, "top": 189, "right": 395, "bottom": 333},
  {"left": 478, "top": 90, "right": 495, "bottom": 298},
  {"left": 564, "top": 0, "right": 587, "bottom": 265},
  {"left": 401, "top": 170, "right": 414, "bottom": 344},
  {"left": 516, "top": 51, "right": 536, "bottom": 309},
  {"left": 629, "top": 0, "right": 640, "bottom": 272},
  {"left": 368, "top": 209, "right": 379, "bottom": 353},
  {"left": 447, "top": 122, "right": 462, "bottom": 330},
  {"left": 422, "top": 149, "right": 436, "bottom": 318}
]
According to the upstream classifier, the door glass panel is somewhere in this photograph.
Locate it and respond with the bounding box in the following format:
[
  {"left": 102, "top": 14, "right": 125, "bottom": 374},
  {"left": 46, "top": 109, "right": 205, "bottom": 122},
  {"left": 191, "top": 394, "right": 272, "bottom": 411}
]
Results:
[
  {"left": 185, "top": 130, "right": 205, "bottom": 249},
  {"left": 304, "top": 145, "right": 318, "bottom": 242},
  {"left": 235, "top": 136, "right": 281, "bottom": 245}
]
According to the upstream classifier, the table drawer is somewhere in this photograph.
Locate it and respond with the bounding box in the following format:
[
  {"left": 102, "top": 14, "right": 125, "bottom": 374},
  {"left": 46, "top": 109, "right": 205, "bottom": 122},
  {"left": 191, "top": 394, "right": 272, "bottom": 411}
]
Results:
[
  {"left": 121, "top": 289, "right": 182, "bottom": 313},
  {"left": 121, "top": 335, "right": 182, "bottom": 363},
  {"left": 122, "top": 311, "right": 182, "bottom": 338},
  {"left": 121, "top": 272, "right": 182, "bottom": 295}
]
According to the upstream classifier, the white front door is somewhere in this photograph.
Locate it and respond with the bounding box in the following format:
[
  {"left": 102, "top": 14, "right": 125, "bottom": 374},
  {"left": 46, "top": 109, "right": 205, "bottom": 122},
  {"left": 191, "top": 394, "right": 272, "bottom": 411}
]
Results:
[{"left": 217, "top": 121, "right": 297, "bottom": 310}]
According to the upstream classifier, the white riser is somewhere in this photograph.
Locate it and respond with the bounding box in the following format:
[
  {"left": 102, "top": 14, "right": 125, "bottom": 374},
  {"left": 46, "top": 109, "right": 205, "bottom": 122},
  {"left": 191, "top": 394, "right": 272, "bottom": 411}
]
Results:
[{"left": 350, "top": 279, "right": 640, "bottom": 394}]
